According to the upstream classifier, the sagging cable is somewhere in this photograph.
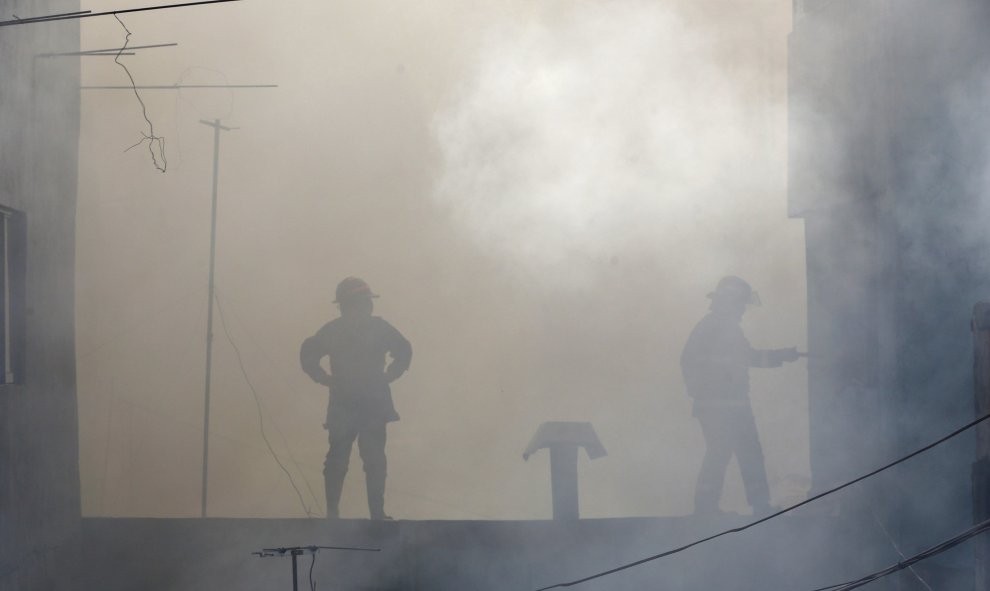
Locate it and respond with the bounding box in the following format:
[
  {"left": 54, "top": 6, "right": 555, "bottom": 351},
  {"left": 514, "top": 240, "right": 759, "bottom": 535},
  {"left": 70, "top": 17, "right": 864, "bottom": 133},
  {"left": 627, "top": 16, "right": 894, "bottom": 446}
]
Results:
[{"left": 533, "top": 411, "right": 990, "bottom": 590}]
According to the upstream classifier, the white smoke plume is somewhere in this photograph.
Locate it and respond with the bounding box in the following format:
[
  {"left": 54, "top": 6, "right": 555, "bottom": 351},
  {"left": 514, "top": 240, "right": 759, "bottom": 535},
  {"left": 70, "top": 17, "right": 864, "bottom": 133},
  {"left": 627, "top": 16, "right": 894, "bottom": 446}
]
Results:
[{"left": 433, "top": 1, "right": 785, "bottom": 288}]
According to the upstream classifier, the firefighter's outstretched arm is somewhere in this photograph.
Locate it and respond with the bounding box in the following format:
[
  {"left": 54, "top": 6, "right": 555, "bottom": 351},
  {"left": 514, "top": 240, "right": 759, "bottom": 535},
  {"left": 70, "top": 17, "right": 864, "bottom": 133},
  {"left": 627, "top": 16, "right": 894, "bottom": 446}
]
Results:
[{"left": 750, "top": 346, "right": 800, "bottom": 368}]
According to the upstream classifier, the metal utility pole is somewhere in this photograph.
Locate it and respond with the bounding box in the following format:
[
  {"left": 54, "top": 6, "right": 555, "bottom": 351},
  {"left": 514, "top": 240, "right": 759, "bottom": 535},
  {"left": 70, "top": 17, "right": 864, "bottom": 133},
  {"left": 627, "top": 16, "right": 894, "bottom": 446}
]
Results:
[
  {"left": 199, "top": 118, "right": 236, "bottom": 518},
  {"left": 73, "top": 57, "right": 277, "bottom": 517}
]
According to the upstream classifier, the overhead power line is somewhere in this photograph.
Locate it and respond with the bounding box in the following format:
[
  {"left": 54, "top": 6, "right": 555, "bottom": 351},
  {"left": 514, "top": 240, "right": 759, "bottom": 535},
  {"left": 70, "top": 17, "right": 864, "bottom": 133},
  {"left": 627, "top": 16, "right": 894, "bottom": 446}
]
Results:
[
  {"left": 82, "top": 84, "right": 278, "bottom": 90},
  {"left": 534, "top": 410, "right": 990, "bottom": 590},
  {"left": 0, "top": 0, "right": 242, "bottom": 28},
  {"left": 864, "top": 497, "right": 934, "bottom": 591},
  {"left": 113, "top": 15, "right": 167, "bottom": 173},
  {"left": 3, "top": 10, "right": 91, "bottom": 25},
  {"left": 812, "top": 518, "right": 990, "bottom": 591}
]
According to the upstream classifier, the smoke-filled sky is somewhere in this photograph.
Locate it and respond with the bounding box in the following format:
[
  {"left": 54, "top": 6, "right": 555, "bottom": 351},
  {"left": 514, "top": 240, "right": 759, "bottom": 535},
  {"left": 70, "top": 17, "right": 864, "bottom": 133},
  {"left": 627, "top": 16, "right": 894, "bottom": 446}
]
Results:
[{"left": 76, "top": 0, "right": 806, "bottom": 519}]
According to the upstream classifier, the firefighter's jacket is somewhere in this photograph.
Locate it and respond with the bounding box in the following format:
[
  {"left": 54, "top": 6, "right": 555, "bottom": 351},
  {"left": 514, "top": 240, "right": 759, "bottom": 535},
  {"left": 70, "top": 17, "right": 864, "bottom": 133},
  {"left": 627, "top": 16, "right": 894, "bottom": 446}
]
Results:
[
  {"left": 680, "top": 311, "right": 787, "bottom": 410},
  {"left": 300, "top": 315, "right": 412, "bottom": 424}
]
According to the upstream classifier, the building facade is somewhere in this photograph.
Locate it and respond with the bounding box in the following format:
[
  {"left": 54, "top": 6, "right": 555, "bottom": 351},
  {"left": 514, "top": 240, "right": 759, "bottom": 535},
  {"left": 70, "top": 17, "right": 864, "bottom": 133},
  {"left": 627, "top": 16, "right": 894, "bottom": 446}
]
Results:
[
  {"left": 791, "top": 0, "right": 990, "bottom": 585},
  {"left": 0, "top": 2, "right": 81, "bottom": 589}
]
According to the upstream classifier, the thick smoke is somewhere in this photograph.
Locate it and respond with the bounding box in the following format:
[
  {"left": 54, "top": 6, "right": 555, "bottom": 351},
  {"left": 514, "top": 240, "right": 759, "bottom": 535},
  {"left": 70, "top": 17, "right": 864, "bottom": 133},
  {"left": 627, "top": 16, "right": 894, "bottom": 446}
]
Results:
[
  {"left": 430, "top": 0, "right": 807, "bottom": 515},
  {"left": 75, "top": 0, "right": 806, "bottom": 522},
  {"left": 61, "top": 0, "right": 990, "bottom": 588},
  {"left": 433, "top": 1, "right": 785, "bottom": 286}
]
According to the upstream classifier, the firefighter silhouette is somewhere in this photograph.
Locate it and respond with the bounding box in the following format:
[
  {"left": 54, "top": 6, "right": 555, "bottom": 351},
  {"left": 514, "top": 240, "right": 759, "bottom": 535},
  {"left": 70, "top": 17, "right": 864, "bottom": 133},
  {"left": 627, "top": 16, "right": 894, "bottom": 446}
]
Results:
[
  {"left": 680, "top": 276, "right": 799, "bottom": 516},
  {"left": 300, "top": 277, "right": 412, "bottom": 519}
]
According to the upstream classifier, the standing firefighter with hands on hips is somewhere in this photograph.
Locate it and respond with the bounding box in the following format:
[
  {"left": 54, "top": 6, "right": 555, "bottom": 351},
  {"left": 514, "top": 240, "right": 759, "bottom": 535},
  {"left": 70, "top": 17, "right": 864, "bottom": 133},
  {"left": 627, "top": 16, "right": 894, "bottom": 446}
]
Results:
[
  {"left": 680, "top": 276, "right": 800, "bottom": 517},
  {"left": 300, "top": 277, "right": 412, "bottom": 520}
]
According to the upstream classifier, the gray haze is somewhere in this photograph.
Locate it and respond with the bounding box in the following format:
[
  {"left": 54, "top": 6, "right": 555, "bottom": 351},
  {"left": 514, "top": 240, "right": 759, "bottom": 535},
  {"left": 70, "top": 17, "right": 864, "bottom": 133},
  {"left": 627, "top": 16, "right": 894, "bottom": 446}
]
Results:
[{"left": 75, "top": 0, "right": 807, "bottom": 519}]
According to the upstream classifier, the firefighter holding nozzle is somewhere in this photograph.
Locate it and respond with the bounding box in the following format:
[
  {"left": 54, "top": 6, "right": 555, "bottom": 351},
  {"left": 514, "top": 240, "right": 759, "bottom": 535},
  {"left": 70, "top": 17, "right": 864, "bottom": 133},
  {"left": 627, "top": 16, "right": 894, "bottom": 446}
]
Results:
[
  {"left": 300, "top": 277, "right": 412, "bottom": 520},
  {"left": 680, "top": 276, "right": 801, "bottom": 517}
]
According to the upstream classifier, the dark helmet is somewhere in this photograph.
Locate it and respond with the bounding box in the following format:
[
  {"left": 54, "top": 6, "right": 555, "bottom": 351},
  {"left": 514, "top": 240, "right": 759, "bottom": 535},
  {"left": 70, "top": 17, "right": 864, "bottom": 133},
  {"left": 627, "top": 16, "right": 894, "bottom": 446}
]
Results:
[
  {"left": 333, "top": 276, "right": 379, "bottom": 304},
  {"left": 707, "top": 275, "right": 761, "bottom": 306}
]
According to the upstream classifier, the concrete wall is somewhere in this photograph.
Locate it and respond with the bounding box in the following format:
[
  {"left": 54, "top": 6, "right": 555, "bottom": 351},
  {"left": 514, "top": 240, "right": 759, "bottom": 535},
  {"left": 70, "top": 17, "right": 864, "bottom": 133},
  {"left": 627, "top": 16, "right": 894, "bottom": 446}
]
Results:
[
  {"left": 0, "top": 2, "right": 81, "bottom": 590},
  {"left": 790, "top": 0, "right": 990, "bottom": 583}
]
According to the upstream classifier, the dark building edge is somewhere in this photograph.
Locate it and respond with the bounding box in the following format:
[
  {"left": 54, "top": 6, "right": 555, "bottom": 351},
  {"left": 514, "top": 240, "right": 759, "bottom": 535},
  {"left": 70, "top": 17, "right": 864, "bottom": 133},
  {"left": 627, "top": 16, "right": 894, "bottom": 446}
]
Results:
[
  {"left": 790, "top": 0, "right": 990, "bottom": 584},
  {"left": 0, "top": 2, "right": 82, "bottom": 590}
]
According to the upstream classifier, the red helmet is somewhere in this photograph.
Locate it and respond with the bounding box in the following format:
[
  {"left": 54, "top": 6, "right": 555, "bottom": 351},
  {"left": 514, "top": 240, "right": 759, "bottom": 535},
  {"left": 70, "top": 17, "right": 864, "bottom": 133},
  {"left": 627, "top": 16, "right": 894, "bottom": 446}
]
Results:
[
  {"left": 707, "top": 276, "right": 761, "bottom": 306},
  {"left": 333, "top": 276, "right": 379, "bottom": 304}
]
